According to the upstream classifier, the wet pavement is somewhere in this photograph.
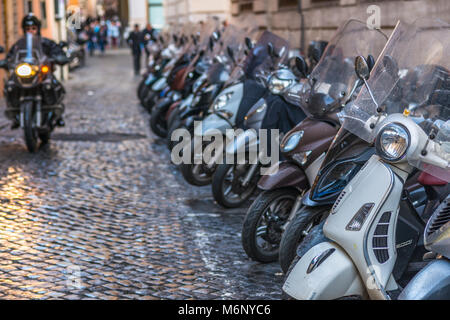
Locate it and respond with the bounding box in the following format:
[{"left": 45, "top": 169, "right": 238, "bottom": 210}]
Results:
[{"left": 0, "top": 49, "right": 283, "bottom": 299}]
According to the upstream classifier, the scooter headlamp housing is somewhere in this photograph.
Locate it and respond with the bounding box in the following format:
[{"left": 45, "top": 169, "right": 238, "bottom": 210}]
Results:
[
  {"left": 281, "top": 131, "right": 304, "bottom": 153},
  {"left": 375, "top": 123, "right": 410, "bottom": 162}
]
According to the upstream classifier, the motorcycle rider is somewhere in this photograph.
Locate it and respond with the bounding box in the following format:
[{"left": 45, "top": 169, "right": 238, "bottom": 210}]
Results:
[{"left": 5, "top": 13, "right": 68, "bottom": 127}]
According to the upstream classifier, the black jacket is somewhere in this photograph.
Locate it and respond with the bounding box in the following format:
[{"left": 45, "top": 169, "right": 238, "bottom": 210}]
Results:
[
  {"left": 127, "top": 31, "right": 142, "bottom": 55},
  {"left": 7, "top": 37, "right": 64, "bottom": 61}
]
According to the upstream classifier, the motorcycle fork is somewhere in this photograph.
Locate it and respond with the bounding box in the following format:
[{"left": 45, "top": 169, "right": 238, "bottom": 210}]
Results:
[
  {"left": 282, "top": 192, "right": 305, "bottom": 232},
  {"left": 241, "top": 163, "right": 260, "bottom": 187},
  {"left": 35, "top": 96, "right": 42, "bottom": 128}
]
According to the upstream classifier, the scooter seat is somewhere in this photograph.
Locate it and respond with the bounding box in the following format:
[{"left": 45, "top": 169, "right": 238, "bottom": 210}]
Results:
[{"left": 418, "top": 172, "right": 447, "bottom": 186}]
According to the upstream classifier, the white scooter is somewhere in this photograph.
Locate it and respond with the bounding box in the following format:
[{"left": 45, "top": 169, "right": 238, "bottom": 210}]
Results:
[{"left": 283, "top": 18, "right": 449, "bottom": 300}]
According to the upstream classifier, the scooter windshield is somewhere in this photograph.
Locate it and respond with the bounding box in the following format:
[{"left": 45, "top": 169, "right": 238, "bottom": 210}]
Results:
[
  {"left": 301, "top": 19, "right": 388, "bottom": 117},
  {"left": 342, "top": 18, "right": 450, "bottom": 179},
  {"left": 226, "top": 30, "right": 290, "bottom": 86}
]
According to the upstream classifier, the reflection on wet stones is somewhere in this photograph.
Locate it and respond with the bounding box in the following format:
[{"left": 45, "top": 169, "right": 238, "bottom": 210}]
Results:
[{"left": 0, "top": 50, "right": 281, "bottom": 300}]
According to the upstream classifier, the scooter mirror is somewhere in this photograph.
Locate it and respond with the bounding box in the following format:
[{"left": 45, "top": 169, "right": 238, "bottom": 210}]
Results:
[
  {"left": 209, "top": 37, "right": 215, "bottom": 51},
  {"left": 295, "top": 56, "right": 308, "bottom": 78},
  {"left": 367, "top": 54, "right": 375, "bottom": 71},
  {"left": 276, "top": 46, "right": 286, "bottom": 59},
  {"left": 0, "top": 46, "right": 4, "bottom": 54},
  {"left": 245, "top": 37, "right": 253, "bottom": 50},
  {"left": 355, "top": 55, "right": 370, "bottom": 80},
  {"left": 227, "top": 46, "right": 236, "bottom": 64},
  {"left": 267, "top": 43, "right": 275, "bottom": 57},
  {"left": 172, "top": 34, "right": 178, "bottom": 43},
  {"left": 59, "top": 41, "right": 69, "bottom": 48}
]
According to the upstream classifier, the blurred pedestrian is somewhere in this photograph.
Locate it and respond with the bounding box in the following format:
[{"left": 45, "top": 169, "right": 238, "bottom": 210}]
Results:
[
  {"left": 142, "top": 23, "right": 156, "bottom": 64},
  {"left": 127, "top": 24, "right": 143, "bottom": 75},
  {"left": 98, "top": 25, "right": 108, "bottom": 55},
  {"left": 110, "top": 21, "right": 120, "bottom": 49},
  {"left": 86, "top": 22, "right": 96, "bottom": 56}
]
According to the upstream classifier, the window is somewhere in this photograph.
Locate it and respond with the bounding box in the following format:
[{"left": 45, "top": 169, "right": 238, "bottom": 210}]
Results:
[
  {"left": 232, "top": 0, "right": 254, "bottom": 13},
  {"left": 279, "top": 0, "right": 298, "bottom": 8},
  {"left": 148, "top": 0, "right": 164, "bottom": 30},
  {"left": 40, "top": 0, "right": 47, "bottom": 28}
]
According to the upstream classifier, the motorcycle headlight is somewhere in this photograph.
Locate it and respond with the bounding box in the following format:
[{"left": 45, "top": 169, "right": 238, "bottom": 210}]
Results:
[
  {"left": 376, "top": 123, "right": 410, "bottom": 162},
  {"left": 212, "top": 92, "right": 233, "bottom": 111},
  {"left": 268, "top": 76, "right": 292, "bottom": 95},
  {"left": 15, "top": 63, "right": 35, "bottom": 78},
  {"left": 281, "top": 131, "right": 304, "bottom": 153}
]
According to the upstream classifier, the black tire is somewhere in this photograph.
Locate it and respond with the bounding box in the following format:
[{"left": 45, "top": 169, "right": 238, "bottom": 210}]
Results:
[
  {"left": 179, "top": 139, "right": 220, "bottom": 186},
  {"left": 242, "top": 188, "right": 300, "bottom": 263},
  {"left": 143, "top": 90, "right": 158, "bottom": 112},
  {"left": 279, "top": 206, "right": 329, "bottom": 274},
  {"left": 150, "top": 103, "right": 168, "bottom": 138},
  {"left": 137, "top": 78, "right": 146, "bottom": 100},
  {"left": 39, "top": 131, "right": 51, "bottom": 145},
  {"left": 23, "top": 101, "right": 38, "bottom": 153},
  {"left": 167, "top": 118, "right": 185, "bottom": 151},
  {"left": 212, "top": 163, "right": 258, "bottom": 208}
]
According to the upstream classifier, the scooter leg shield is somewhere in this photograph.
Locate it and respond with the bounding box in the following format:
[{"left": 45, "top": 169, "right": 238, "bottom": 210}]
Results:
[
  {"left": 258, "top": 161, "right": 308, "bottom": 191},
  {"left": 283, "top": 242, "right": 366, "bottom": 300}
]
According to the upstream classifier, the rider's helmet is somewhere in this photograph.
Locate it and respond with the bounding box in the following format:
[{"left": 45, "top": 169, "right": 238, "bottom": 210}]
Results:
[{"left": 22, "top": 13, "right": 41, "bottom": 35}]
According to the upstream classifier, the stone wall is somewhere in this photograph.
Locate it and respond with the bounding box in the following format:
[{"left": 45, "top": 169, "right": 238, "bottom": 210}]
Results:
[
  {"left": 163, "top": 0, "right": 230, "bottom": 25},
  {"left": 230, "top": 0, "right": 450, "bottom": 52}
]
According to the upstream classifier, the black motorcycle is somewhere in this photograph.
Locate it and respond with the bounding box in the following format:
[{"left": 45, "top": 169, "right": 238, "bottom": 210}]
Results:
[{"left": 0, "top": 34, "right": 69, "bottom": 152}]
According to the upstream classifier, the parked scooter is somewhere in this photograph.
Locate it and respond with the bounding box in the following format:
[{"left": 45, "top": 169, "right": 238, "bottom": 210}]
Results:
[
  {"left": 166, "top": 25, "right": 252, "bottom": 150},
  {"left": 211, "top": 59, "right": 308, "bottom": 209},
  {"left": 240, "top": 19, "right": 389, "bottom": 263},
  {"left": 399, "top": 194, "right": 450, "bottom": 300},
  {"left": 283, "top": 18, "right": 449, "bottom": 300},
  {"left": 178, "top": 31, "right": 290, "bottom": 186}
]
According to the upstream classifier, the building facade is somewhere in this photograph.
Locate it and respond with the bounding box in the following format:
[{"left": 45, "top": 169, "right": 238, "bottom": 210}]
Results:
[
  {"left": 230, "top": 0, "right": 450, "bottom": 52},
  {"left": 163, "top": 0, "right": 231, "bottom": 26}
]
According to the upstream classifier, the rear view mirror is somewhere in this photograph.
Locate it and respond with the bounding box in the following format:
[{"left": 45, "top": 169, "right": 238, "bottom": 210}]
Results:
[
  {"left": 276, "top": 46, "right": 286, "bottom": 59},
  {"left": 209, "top": 37, "right": 215, "bottom": 51},
  {"left": 267, "top": 43, "right": 274, "bottom": 57},
  {"left": 0, "top": 46, "right": 4, "bottom": 54},
  {"left": 173, "top": 34, "right": 178, "bottom": 43},
  {"left": 295, "top": 56, "right": 308, "bottom": 78},
  {"left": 59, "top": 41, "right": 69, "bottom": 48},
  {"left": 245, "top": 37, "right": 253, "bottom": 50},
  {"left": 355, "top": 55, "right": 370, "bottom": 80},
  {"left": 227, "top": 46, "right": 235, "bottom": 64}
]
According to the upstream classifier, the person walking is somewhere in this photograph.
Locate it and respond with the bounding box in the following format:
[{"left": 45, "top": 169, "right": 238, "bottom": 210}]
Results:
[
  {"left": 127, "top": 24, "right": 143, "bottom": 75},
  {"left": 110, "top": 21, "right": 120, "bottom": 49},
  {"left": 142, "top": 23, "right": 156, "bottom": 65},
  {"left": 98, "top": 24, "right": 108, "bottom": 55}
]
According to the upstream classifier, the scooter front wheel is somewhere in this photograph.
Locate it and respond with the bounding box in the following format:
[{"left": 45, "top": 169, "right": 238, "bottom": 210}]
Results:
[
  {"left": 23, "top": 101, "right": 38, "bottom": 153},
  {"left": 212, "top": 163, "right": 258, "bottom": 208},
  {"left": 242, "top": 188, "right": 300, "bottom": 262},
  {"left": 279, "top": 207, "right": 329, "bottom": 273}
]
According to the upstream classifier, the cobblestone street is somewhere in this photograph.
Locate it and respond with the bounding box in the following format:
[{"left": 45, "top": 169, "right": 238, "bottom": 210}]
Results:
[{"left": 0, "top": 49, "right": 283, "bottom": 300}]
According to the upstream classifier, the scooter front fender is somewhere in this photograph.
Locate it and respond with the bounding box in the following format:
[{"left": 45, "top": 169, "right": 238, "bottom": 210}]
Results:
[
  {"left": 398, "top": 259, "right": 450, "bottom": 300},
  {"left": 258, "top": 161, "right": 308, "bottom": 191},
  {"left": 283, "top": 242, "right": 367, "bottom": 300}
]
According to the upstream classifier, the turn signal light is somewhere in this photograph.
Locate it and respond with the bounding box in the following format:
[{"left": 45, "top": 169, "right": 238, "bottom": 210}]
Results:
[{"left": 41, "top": 65, "right": 50, "bottom": 73}]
